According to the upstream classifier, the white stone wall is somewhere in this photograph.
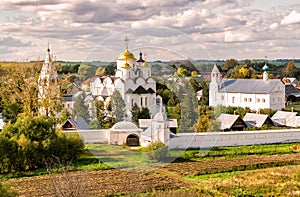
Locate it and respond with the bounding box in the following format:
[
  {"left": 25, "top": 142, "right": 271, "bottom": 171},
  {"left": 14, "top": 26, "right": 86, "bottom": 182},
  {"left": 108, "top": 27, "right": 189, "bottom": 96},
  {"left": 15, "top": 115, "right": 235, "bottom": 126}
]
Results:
[
  {"left": 65, "top": 129, "right": 300, "bottom": 149},
  {"left": 168, "top": 129, "right": 300, "bottom": 149}
]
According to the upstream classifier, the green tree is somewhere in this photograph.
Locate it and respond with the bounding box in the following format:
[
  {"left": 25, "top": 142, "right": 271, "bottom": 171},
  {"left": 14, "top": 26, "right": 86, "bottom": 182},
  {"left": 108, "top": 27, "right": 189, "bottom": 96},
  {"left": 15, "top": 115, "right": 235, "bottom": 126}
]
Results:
[
  {"left": 94, "top": 100, "right": 114, "bottom": 129},
  {"left": 285, "top": 62, "right": 296, "bottom": 77},
  {"left": 179, "top": 80, "right": 198, "bottom": 132},
  {"left": 222, "top": 58, "right": 238, "bottom": 71},
  {"left": 111, "top": 90, "right": 126, "bottom": 122},
  {"left": 199, "top": 80, "right": 209, "bottom": 105},
  {"left": 60, "top": 108, "right": 71, "bottom": 124},
  {"left": 105, "top": 63, "right": 117, "bottom": 75},
  {"left": 78, "top": 64, "right": 94, "bottom": 81},
  {"left": 139, "top": 107, "right": 150, "bottom": 119},
  {"left": 131, "top": 103, "right": 140, "bottom": 125},
  {"left": 72, "top": 94, "right": 90, "bottom": 122}
]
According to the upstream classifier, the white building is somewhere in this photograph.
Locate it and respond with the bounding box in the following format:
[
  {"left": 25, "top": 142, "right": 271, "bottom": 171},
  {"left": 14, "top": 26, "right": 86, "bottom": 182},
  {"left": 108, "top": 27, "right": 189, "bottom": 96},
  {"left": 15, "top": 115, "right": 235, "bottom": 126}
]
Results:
[
  {"left": 209, "top": 64, "right": 285, "bottom": 111},
  {"left": 85, "top": 37, "right": 157, "bottom": 120}
]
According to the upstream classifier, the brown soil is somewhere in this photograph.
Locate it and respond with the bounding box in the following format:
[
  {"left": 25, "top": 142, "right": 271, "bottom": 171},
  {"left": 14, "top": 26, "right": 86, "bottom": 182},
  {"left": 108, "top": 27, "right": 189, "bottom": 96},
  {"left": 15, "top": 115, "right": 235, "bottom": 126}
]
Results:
[{"left": 3, "top": 153, "right": 300, "bottom": 197}]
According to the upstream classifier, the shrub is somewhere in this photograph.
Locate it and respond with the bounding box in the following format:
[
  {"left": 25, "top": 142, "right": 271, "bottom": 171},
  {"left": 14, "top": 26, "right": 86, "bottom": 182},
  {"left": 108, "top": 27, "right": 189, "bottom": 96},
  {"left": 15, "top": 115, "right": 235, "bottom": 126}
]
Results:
[
  {"left": 0, "top": 183, "right": 18, "bottom": 197},
  {"left": 143, "top": 141, "right": 168, "bottom": 162}
]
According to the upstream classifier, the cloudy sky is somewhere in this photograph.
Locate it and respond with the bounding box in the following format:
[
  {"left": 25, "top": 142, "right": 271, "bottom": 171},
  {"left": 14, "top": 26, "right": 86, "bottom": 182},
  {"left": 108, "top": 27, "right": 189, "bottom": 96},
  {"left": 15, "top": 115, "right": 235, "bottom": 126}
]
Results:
[{"left": 0, "top": 0, "right": 299, "bottom": 62}]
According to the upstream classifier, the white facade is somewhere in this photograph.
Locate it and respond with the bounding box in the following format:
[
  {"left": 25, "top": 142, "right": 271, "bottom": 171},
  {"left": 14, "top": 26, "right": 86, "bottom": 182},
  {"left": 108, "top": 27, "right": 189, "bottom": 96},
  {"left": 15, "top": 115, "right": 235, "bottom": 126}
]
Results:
[
  {"left": 88, "top": 45, "right": 157, "bottom": 121},
  {"left": 209, "top": 65, "right": 285, "bottom": 111}
]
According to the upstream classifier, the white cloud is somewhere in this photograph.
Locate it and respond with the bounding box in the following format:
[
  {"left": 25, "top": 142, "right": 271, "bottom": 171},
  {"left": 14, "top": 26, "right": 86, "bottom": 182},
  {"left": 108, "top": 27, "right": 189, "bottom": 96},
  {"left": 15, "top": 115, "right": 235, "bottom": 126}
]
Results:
[{"left": 281, "top": 10, "right": 300, "bottom": 25}]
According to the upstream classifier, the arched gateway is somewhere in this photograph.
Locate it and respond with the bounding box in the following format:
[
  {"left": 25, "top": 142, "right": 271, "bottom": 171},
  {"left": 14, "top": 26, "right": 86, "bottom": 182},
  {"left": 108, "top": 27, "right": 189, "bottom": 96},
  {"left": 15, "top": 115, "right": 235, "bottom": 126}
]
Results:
[{"left": 126, "top": 134, "right": 139, "bottom": 146}]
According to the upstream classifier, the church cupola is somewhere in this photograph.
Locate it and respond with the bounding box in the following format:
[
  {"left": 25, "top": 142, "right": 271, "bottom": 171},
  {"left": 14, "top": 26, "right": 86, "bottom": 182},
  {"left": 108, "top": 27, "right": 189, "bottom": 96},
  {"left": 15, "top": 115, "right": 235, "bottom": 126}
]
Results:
[
  {"left": 137, "top": 51, "right": 145, "bottom": 63},
  {"left": 262, "top": 63, "right": 269, "bottom": 81}
]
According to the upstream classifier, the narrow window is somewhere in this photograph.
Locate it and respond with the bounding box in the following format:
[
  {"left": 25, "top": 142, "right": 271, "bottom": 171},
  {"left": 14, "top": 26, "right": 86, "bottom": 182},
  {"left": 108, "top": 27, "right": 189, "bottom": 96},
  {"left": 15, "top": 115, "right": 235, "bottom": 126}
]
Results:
[
  {"left": 145, "top": 97, "right": 148, "bottom": 106},
  {"left": 232, "top": 97, "right": 235, "bottom": 103},
  {"left": 141, "top": 97, "right": 143, "bottom": 106}
]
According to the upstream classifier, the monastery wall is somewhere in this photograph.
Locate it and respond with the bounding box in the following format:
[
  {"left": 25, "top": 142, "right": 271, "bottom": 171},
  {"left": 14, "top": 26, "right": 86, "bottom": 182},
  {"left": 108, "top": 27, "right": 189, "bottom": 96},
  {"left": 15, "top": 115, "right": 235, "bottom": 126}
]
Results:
[
  {"left": 169, "top": 129, "right": 300, "bottom": 149},
  {"left": 66, "top": 129, "right": 300, "bottom": 149}
]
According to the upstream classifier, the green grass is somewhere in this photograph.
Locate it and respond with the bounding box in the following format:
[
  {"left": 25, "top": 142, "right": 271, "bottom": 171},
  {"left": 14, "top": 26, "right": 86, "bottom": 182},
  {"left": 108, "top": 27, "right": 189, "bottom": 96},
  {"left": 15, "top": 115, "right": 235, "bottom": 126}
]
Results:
[
  {"left": 177, "top": 143, "right": 300, "bottom": 161},
  {"left": 1, "top": 143, "right": 300, "bottom": 181}
]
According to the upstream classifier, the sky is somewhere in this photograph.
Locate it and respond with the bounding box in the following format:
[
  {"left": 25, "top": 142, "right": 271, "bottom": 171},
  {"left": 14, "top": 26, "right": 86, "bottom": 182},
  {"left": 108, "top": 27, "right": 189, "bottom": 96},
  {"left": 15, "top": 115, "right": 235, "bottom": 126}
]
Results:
[{"left": 0, "top": 0, "right": 299, "bottom": 62}]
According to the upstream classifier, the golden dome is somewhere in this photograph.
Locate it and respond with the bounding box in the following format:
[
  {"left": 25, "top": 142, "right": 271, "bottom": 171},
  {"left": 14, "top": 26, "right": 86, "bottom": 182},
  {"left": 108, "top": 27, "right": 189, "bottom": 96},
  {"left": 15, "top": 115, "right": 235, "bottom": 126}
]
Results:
[
  {"left": 121, "top": 62, "right": 131, "bottom": 69},
  {"left": 117, "top": 50, "right": 136, "bottom": 60}
]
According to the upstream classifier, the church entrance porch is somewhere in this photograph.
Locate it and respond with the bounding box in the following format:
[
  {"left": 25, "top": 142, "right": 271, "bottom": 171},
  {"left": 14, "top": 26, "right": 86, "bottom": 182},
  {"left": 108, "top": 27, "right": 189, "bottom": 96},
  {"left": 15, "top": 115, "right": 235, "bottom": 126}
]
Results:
[{"left": 126, "top": 134, "right": 139, "bottom": 146}]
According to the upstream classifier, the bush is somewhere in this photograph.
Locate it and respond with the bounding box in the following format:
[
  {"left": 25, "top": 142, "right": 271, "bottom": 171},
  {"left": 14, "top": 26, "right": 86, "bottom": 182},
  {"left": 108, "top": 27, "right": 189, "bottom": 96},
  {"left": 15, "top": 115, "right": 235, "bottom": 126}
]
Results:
[
  {"left": 143, "top": 141, "right": 168, "bottom": 162},
  {"left": 0, "top": 183, "right": 18, "bottom": 197},
  {"left": 0, "top": 116, "right": 84, "bottom": 172}
]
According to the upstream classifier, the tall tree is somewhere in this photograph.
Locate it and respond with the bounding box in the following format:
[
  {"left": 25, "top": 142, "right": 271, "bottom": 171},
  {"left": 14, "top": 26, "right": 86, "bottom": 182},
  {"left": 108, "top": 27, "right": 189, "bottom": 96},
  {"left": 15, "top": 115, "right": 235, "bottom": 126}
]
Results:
[
  {"left": 285, "top": 62, "right": 296, "bottom": 77},
  {"left": 131, "top": 103, "right": 140, "bottom": 125},
  {"left": 178, "top": 80, "right": 198, "bottom": 132},
  {"left": 111, "top": 90, "right": 126, "bottom": 122},
  {"left": 78, "top": 64, "right": 94, "bottom": 81},
  {"left": 72, "top": 94, "right": 90, "bottom": 121},
  {"left": 222, "top": 58, "right": 238, "bottom": 71}
]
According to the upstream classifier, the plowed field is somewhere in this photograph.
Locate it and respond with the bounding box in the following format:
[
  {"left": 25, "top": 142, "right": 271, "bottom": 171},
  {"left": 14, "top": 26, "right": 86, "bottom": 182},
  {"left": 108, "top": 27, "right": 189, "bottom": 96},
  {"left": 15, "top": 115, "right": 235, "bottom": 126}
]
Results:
[{"left": 3, "top": 153, "right": 300, "bottom": 196}]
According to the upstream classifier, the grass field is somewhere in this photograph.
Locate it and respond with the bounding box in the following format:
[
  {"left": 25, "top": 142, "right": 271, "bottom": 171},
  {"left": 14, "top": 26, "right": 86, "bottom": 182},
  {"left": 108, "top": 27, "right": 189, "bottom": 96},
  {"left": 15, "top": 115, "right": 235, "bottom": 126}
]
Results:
[{"left": 2, "top": 143, "right": 300, "bottom": 196}]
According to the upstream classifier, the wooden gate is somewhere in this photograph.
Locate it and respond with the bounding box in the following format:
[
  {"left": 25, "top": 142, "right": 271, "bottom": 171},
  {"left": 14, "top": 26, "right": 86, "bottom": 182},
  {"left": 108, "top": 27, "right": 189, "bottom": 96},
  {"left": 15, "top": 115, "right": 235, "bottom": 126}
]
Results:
[{"left": 126, "top": 134, "right": 139, "bottom": 146}]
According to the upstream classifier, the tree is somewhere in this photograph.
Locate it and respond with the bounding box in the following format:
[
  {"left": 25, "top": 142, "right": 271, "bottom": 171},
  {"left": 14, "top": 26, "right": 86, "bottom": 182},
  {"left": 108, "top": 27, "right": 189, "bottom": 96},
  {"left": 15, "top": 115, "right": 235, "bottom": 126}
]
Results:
[
  {"left": 140, "top": 107, "right": 150, "bottom": 119},
  {"left": 72, "top": 94, "right": 90, "bottom": 122},
  {"left": 189, "top": 77, "right": 201, "bottom": 92},
  {"left": 60, "top": 108, "right": 71, "bottom": 124},
  {"left": 95, "top": 67, "right": 106, "bottom": 76},
  {"left": 78, "top": 64, "right": 94, "bottom": 81},
  {"left": 285, "top": 62, "right": 296, "bottom": 77},
  {"left": 94, "top": 100, "right": 114, "bottom": 129},
  {"left": 111, "top": 90, "right": 126, "bottom": 122},
  {"left": 131, "top": 103, "right": 140, "bottom": 125},
  {"left": 105, "top": 63, "right": 117, "bottom": 75},
  {"left": 199, "top": 80, "right": 209, "bottom": 105},
  {"left": 178, "top": 80, "right": 198, "bottom": 132},
  {"left": 222, "top": 59, "right": 237, "bottom": 71}
]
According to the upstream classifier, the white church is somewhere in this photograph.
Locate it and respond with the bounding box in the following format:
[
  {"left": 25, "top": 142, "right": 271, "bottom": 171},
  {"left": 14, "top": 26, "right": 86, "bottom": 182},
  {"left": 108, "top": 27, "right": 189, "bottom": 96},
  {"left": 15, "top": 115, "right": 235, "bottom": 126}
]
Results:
[
  {"left": 209, "top": 64, "right": 285, "bottom": 111},
  {"left": 83, "top": 37, "right": 157, "bottom": 120},
  {"left": 39, "top": 39, "right": 176, "bottom": 147}
]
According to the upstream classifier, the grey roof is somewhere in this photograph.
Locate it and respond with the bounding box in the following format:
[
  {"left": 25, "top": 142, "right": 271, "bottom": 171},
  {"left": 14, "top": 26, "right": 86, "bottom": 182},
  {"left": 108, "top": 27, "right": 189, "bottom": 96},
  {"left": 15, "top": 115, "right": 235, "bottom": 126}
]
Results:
[
  {"left": 62, "top": 116, "right": 90, "bottom": 130},
  {"left": 286, "top": 116, "right": 300, "bottom": 127},
  {"left": 139, "top": 118, "right": 178, "bottom": 128},
  {"left": 217, "top": 113, "right": 245, "bottom": 130},
  {"left": 271, "top": 111, "right": 297, "bottom": 126},
  {"left": 111, "top": 121, "right": 139, "bottom": 130},
  {"left": 285, "top": 84, "right": 300, "bottom": 97},
  {"left": 243, "top": 113, "right": 271, "bottom": 127},
  {"left": 219, "top": 79, "right": 283, "bottom": 94},
  {"left": 63, "top": 94, "right": 74, "bottom": 101}
]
